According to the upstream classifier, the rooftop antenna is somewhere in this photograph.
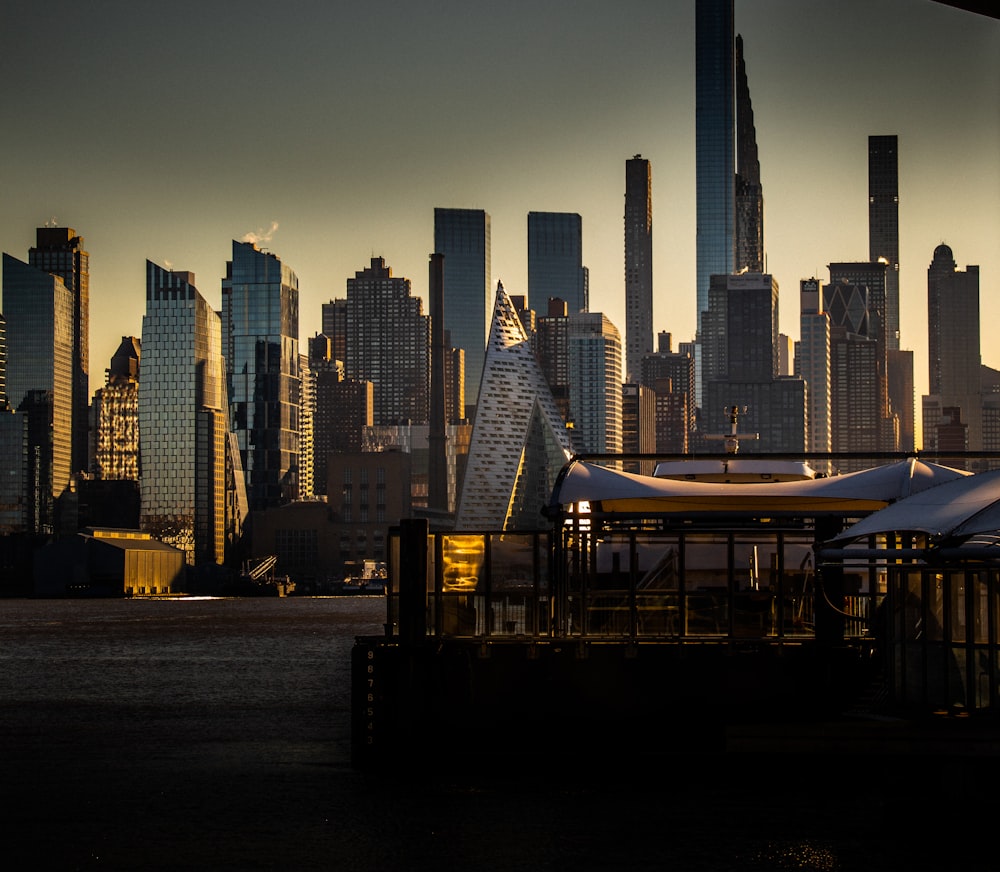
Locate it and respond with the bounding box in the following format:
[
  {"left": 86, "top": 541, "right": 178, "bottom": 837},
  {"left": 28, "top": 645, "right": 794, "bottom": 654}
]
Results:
[{"left": 705, "top": 405, "right": 759, "bottom": 455}]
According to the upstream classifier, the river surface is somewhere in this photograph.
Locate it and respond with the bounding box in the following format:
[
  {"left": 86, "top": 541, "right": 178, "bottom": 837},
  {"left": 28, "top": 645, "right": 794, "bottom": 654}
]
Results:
[{"left": 0, "top": 596, "right": 987, "bottom": 870}]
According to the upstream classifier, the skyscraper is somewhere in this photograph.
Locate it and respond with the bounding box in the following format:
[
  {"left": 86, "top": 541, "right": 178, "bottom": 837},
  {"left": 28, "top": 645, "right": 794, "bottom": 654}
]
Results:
[
  {"left": 527, "top": 211, "right": 588, "bottom": 314},
  {"left": 624, "top": 155, "right": 653, "bottom": 384},
  {"left": 28, "top": 227, "right": 89, "bottom": 474},
  {"left": 868, "top": 135, "right": 899, "bottom": 351},
  {"left": 794, "top": 279, "right": 832, "bottom": 458},
  {"left": 434, "top": 208, "right": 491, "bottom": 416},
  {"left": 695, "top": 1, "right": 763, "bottom": 410},
  {"left": 345, "top": 257, "right": 430, "bottom": 427},
  {"left": 695, "top": 0, "right": 735, "bottom": 322},
  {"left": 1, "top": 253, "right": 74, "bottom": 533},
  {"left": 568, "top": 313, "right": 623, "bottom": 456},
  {"left": 222, "top": 240, "right": 300, "bottom": 511},
  {"left": 923, "top": 244, "right": 982, "bottom": 452},
  {"left": 139, "top": 263, "right": 227, "bottom": 564}
]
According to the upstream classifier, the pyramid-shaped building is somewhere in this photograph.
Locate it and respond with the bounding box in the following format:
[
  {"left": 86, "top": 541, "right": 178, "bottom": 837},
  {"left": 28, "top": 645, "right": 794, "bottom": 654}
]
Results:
[{"left": 455, "top": 282, "right": 574, "bottom": 531}]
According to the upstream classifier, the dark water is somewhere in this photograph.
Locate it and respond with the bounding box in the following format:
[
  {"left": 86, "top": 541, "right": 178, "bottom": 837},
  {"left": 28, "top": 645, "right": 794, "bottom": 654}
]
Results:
[{"left": 0, "top": 597, "right": 988, "bottom": 871}]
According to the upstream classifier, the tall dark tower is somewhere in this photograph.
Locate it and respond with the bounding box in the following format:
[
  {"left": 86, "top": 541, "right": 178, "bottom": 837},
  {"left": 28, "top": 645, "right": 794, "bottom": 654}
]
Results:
[
  {"left": 29, "top": 227, "right": 89, "bottom": 473},
  {"left": 735, "top": 35, "right": 763, "bottom": 274},
  {"left": 428, "top": 253, "right": 449, "bottom": 515},
  {"left": 624, "top": 155, "right": 653, "bottom": 384},
  {"left": 868, "top": 135, "right": 899, "bottom": 351}
]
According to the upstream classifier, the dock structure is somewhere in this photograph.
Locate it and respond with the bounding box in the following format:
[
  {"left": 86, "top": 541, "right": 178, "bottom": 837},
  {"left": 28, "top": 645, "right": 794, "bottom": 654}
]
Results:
[{"left": 352, "top": 453, "right": 1000, "bottom": 769}]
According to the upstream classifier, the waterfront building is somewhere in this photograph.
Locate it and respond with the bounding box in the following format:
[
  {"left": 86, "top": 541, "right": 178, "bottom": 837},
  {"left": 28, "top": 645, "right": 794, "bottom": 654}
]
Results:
[
  {"left": 624, "top": 155, "right": 653, "bottom": 384},
  {"left": 568, "top": 312, "right": 623, "bottom": 456},
  {"left": 434, "top": 208, "right": 491, "bottom": 416},
  {"left": 0, "top": 408, "right": 25, "bottom": 533},
  {"left": 344, "top": 257, "right": 429, "bottom": 427},
  {"left": 28, "top": 227, "right": 89, "bottom": 473},
  {"left": 222, "top": 240, "right": 300, "bottom": 511},
  {"left": 1, "top": 253, "right": 74, "bottom": 533},
  {"left": 455, "top": 283, "right": 573, "bottom": 531},
  {"left": 92, "top": 336, "right": 140, "bottom": 482},
  {"left": 139, "top": 262, "right": 227, "bottom": 564},
  {"left": 527, "top": 211, "right": 588, "bottom": 314},
  {"left": 923, "top": 244, "right": 982, "bottom": 454}
]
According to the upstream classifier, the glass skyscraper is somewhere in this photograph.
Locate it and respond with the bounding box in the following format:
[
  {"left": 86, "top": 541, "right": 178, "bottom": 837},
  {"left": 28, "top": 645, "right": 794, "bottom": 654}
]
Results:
[
  {"left": 28, "top": 227, "right": 89, "bottom": 474},
  {"left": 222, "top": 241, "right": 300, "bottom": 511},
  {"left": 139, "top": 262, "right": 227, "bottom": 564},
  {"left": 695, "top": 0, "right": 736, "bottom": 322},
  {"left": 527, "top": 211, "right": 588, "bottom": 315},
  {"left": 433, "top": 208, "right": 491, "bottom": 416},
  {"left": 624, "top": 155, "right": 653, "bottom": 385},
  {"left": 868, "top": 135, "right": 900, "bottom": 351},
  {"left": 1, "top": 253, "right": 74, "bottom": 533}
]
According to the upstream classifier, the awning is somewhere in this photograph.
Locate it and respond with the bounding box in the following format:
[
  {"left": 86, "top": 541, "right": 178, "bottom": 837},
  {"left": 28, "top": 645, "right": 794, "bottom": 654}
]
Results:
[
  {"left": 827, "top": 467, "right": 1000, "bottom": 546},
  {"left": 547, "top": 458, "right": 970, "bottom": 519}
]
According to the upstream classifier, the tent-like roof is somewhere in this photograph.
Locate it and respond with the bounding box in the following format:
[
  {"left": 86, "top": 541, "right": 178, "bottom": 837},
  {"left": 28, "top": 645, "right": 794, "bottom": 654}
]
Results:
[
  {"left": 827, "top": 467, "right": 1000, "bottom": 547},
  {"left": 547, "top": 459, "right": 970, "bottom": 520}
]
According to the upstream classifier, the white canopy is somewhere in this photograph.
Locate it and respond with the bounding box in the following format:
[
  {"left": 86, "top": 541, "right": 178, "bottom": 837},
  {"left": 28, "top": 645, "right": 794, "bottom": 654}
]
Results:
[
  {"left": 828, "top": 467, "right": 1000, "bottom": 546},
  {"left": 549, "top": 459, "right": 970, "bottom": 518}
]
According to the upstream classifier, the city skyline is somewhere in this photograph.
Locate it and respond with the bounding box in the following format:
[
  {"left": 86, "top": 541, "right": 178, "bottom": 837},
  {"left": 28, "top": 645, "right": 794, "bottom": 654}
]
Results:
[{"left": 1, "top": 1, "right": 997, "bottom": 441}]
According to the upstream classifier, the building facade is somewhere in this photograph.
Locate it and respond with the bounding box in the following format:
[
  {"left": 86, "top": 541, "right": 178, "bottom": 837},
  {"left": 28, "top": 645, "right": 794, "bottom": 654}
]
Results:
[
  {"left": 222, "top": 241, "right": 300, "bottom": 510},
  {"left": 139, "top": 262, "right": 227, "bottom": 564},
  {"left": 1, "top": 253, "right": 74, "bottom": 533},
  {"left": 92, "top": 336, "right": 141, "bottom": 481},
  {"left": 28, "top": 227, "right": 89, "bottom": 473},
  {"left": 568, "top": 312, "right": 623, "bottom": 456},
  {"left": 527, "top": 211, "right": 588, "bottom": 314},
  {"left": 624, "top": 155, "right": 653, "bottom": 384},
  {"left": 434, "top": 208, "right": 491, "bottom": 416},
  {"left": 345, "top": 257, "right": 429, "bottom": 427},
  {"left": 923, "top": 244, "right": 982, "bottom": 453},
  {"left": 795, "top": 278, "right": 832, "bottom": 458}
]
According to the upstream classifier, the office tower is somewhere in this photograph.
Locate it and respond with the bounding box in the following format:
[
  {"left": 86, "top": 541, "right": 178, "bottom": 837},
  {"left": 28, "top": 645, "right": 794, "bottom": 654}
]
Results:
[
  {"left": 527, "top": 212, "right": 588, "bottom": 314},
  {"left": 313, "top": 374, "right": 373, "bottom": 495},
  {"left": 2, "top": 254, "right": 74, "bottom": 533},
  {"left": 923, "top": 244, "right": 982, "bottom": 452},
  {"left": 92, "top": 336, "right": 141, "bottom": 481},
  {"left": 888, "top": 349, "right": 915, "bottom": 452},
  {"left": 794, "top": 279, "right": 832, "bottom": 458},
  {"left": 568, "top": 313, "right": 623, "bottom": 456},
  {"left": 0, "top": 314, "right": 6, "bottom": 407},
  {"left": 536, "top": 297, "right": 572, "bottom": 423},
  {"left": 0, "top": 407, "right": 25, "bottom": 533},
  {"left": 28, "top": 227, "right": 89, "bottom": 473},
  {"left": 428, "top": 253, "right": 448, "bottom": 515},
  {"left": 139, "top": 263, "right": 227, "bottom": 564},
  {"left": 826, "top": 261, "right": 897, "bottom": 455},
  {"left": 434, "top": 208, "right": 491, "bottom": 416},
  {"left": 868, "top": 135, "right": 899, "bottom": 351},
  {"left": 222, "top": 240, "right": 300, "bottom": 510},
  {"left": 625, "top": 155, "right": 653, "bottom": 384},
  {"left": 456, "top": 283, "right": 573, "bottom": 531},
  {"left": 344, "top": 257, "right": 429, "bottom": 427},
  {"left": 734, "top": 35, "right": 764, "bottom": 275},
  {"left": 702, "top": 273, "right": 807, "bottom": 452}
]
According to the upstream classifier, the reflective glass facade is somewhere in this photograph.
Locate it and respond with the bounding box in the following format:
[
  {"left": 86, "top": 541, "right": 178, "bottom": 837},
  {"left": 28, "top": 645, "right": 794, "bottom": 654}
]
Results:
[
  {"left": 139, "top": 262, "right": 226, "bottom": 564},
  {"left": 568, "top": 313, "right": 623, "bottom": 455},
  {"left": 2, "top": 253, "right": 73, "bottom": 532},
  {"left": 222, "top": 241, "right": 300, "bottom": 510},
  {"left": 527, "top": 211, "right": 588, "bottom": 315},
  {"left": 28, "top": 227, "right": 89, "bottom": 473},
  {"left": 695, "top": 0, "right": 735, "bottom": 322},
  {"left": 434, "top": 208, "right": 491, "bottom": 413}
]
